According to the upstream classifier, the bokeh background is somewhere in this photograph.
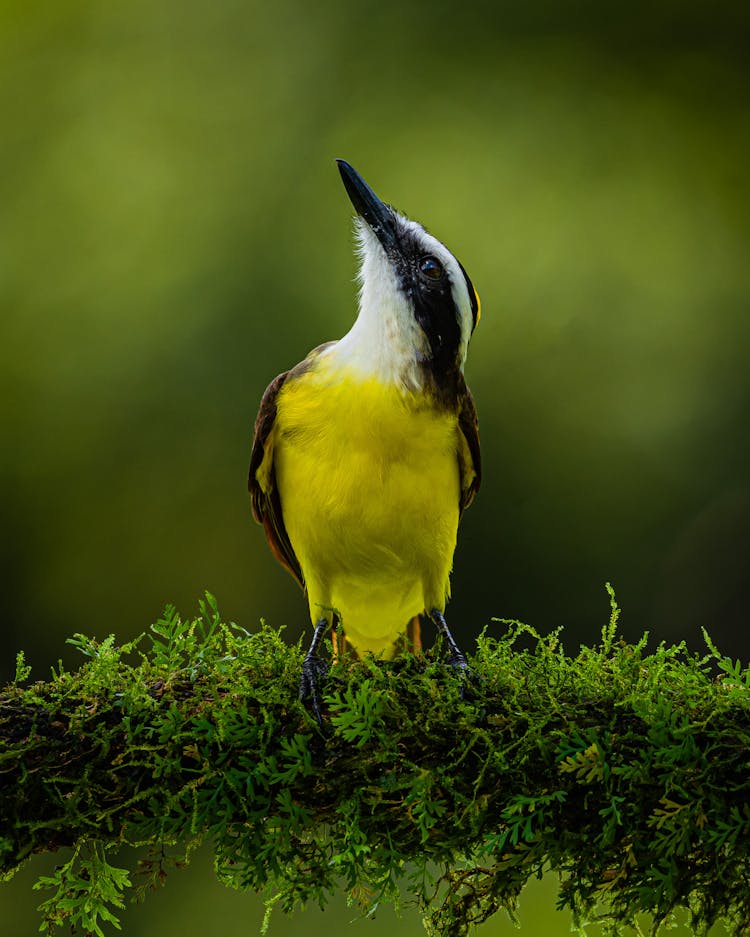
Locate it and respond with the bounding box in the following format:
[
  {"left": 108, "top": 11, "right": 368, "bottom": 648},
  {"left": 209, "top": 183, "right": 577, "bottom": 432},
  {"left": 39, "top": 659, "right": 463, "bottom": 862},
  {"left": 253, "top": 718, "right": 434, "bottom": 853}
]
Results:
[{"left": 1, "top": 0, "right": 748, "bottom": 933}]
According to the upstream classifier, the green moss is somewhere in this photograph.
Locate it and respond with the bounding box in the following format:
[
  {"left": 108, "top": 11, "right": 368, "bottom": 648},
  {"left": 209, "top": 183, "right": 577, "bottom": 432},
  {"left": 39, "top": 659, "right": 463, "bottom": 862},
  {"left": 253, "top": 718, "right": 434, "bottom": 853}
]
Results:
[{"left": 2, "top": 589, "right": 750, "bottom": 936}]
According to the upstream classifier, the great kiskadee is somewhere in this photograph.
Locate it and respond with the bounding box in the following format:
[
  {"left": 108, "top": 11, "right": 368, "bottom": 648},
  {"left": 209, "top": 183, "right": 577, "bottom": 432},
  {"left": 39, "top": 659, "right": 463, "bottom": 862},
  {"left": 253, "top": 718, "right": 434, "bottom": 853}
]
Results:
[{"left": 249, "top": 160, "right": 481, "bottom": 716}]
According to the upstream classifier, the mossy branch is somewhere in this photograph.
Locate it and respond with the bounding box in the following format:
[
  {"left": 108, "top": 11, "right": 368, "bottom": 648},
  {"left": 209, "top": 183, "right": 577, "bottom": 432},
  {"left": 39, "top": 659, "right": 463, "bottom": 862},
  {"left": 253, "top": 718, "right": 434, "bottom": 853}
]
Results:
[{"left": 2, "top": 590, "right": 750, "bottom": 936}]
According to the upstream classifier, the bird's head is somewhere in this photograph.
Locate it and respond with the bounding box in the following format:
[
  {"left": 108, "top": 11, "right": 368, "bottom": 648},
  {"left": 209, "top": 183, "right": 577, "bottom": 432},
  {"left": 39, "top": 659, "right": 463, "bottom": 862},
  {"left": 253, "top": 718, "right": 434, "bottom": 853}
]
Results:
[{"left": 335, "top": 159, "right": 480, "bottom": 397}]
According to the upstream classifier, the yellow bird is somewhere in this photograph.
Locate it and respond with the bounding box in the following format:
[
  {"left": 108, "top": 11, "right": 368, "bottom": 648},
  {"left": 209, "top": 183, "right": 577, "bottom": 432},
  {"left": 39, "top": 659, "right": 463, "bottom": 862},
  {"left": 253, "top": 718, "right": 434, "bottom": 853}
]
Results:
[{"left": 249, "top": 160, "right": 481, "bottom": 716}]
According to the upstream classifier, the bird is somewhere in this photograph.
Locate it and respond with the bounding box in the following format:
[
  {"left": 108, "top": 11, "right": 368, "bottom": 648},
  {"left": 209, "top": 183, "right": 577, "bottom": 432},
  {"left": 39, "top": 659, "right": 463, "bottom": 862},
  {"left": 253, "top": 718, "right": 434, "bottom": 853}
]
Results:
[{"left": 249, "top": 159, "right": 481, "bottom": 719}]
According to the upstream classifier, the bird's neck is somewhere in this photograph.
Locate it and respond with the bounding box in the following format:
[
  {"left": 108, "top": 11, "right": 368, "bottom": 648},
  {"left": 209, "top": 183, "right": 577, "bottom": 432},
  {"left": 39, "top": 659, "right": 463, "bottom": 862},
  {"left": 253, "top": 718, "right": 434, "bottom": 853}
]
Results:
[
  {"left": 328, "top": 299, "right": 428, "bottom": 392},
  {"left": 322, "top": 323, "right": 462, "bottom": 414}
]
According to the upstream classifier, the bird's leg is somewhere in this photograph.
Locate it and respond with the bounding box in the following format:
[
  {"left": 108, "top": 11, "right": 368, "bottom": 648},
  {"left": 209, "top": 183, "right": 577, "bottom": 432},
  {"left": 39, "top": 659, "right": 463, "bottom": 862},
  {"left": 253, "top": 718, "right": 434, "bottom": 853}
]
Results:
[
  {"left": 407, "top": 614, "right": 423, "bottom": 654},
  {"left": 429, "top": 608, "right": 469, "bottom": 672},
  {"left": 299, "top": 616, "right": 331, "bottom": 724}
]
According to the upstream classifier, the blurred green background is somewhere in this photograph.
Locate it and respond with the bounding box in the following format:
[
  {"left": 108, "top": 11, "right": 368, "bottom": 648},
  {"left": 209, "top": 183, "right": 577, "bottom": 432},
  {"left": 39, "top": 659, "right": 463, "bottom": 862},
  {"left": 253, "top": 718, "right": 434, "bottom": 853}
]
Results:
[{"left": 1, "top": 0, "right": 748, "bottom": 933}]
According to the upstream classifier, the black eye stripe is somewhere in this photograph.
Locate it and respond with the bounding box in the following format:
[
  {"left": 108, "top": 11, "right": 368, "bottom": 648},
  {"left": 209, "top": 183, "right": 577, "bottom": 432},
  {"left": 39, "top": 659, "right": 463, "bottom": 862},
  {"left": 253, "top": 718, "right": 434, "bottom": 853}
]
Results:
[
  {"left": 391, "top": 226, "right": 478, "bottom": 378},
  {"left": 412, "top": 284, "right": 461, "bottom": 373}
]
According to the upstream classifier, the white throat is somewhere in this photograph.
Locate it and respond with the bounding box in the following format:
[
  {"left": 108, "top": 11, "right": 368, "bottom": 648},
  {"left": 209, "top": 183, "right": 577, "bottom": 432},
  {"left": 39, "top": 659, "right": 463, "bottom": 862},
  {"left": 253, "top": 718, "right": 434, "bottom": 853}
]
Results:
[{"left": 326, "top": 223, "right": 429, "bottom": 390}]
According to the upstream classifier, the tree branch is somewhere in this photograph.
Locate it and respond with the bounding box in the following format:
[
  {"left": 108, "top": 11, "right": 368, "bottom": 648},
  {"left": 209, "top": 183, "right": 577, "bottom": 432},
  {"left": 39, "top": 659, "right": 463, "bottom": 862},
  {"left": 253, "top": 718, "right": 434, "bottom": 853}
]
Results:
[{"left": 2, "top": 591, "right": 750, "bottom": 936}]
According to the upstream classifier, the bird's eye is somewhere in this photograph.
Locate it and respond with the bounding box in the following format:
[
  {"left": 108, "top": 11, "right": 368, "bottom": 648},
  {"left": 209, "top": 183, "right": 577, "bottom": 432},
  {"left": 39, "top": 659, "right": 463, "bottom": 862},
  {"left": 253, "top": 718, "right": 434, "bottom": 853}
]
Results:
[{"left": 419, "top": 255, "right": 444, "bottom": 280}]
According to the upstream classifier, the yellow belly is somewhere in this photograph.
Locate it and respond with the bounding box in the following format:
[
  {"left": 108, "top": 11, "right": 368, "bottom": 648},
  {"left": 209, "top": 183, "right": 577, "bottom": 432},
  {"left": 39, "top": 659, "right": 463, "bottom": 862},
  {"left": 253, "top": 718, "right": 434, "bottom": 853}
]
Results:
[{"left": 273, "top": 367, "right": 461, "bottom": 657}]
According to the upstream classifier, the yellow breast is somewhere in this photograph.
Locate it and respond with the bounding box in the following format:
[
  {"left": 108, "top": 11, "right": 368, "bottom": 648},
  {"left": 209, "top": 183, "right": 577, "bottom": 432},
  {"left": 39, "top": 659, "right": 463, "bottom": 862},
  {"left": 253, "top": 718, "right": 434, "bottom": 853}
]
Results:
[{"left": 273, "top": 362, "right": 461, "bottom": 656}]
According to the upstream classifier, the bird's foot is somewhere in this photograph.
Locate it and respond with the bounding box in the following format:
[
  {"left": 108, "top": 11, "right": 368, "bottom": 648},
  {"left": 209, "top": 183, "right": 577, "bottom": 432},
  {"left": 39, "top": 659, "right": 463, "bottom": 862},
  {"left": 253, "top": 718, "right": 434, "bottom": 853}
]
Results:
[
  {"left": 447, "top": 647, "right": 470, "bottom": 673},
  {"left": 299, "top": 653, "right": 329, "bottom": 725},
  {"left": 430, "top": 608, "right": 471, "bottom": 695},
  {"left": 298, "top": 617, "right": 331, "bottom": 725}
]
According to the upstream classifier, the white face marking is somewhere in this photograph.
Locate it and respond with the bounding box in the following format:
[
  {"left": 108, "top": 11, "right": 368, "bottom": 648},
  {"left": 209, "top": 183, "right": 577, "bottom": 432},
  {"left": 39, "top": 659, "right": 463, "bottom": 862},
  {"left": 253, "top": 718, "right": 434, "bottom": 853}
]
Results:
[{"left": 327, "top": 213, "right": 475, "bottom": 389}]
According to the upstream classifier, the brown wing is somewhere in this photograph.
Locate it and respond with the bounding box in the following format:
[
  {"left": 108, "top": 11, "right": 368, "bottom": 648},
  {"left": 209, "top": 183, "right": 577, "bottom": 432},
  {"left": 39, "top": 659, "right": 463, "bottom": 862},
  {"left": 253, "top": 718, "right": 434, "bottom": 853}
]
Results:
[
  {"left": 457, "top": 375, "right": 481, "bottom": 512},
  {"left": 248, "top": 371, "right": 304, "bottom": 588}
]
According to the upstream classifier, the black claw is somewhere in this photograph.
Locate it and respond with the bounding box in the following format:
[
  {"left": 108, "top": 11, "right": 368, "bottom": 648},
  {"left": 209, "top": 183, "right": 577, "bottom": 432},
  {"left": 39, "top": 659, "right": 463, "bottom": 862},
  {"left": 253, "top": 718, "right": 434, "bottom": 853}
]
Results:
[
  {"left": 299, "top": 655, "right": 328, "bottom": 725},
  {"left": 430, "top": 608, "right": 471, "bottom": 693},
  {"left": 447, "top": 650, "right": 469, "bottom": 672},
  {"left": 298, "top": 617, "right": 331, "bottom": 725}
]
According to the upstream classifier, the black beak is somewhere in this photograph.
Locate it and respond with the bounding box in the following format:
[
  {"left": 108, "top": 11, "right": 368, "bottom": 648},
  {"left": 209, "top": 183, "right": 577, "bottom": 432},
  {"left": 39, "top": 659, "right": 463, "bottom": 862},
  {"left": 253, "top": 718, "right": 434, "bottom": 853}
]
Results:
[{"left": 336, "top": 159, "right": 398, "bottom": 251}]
